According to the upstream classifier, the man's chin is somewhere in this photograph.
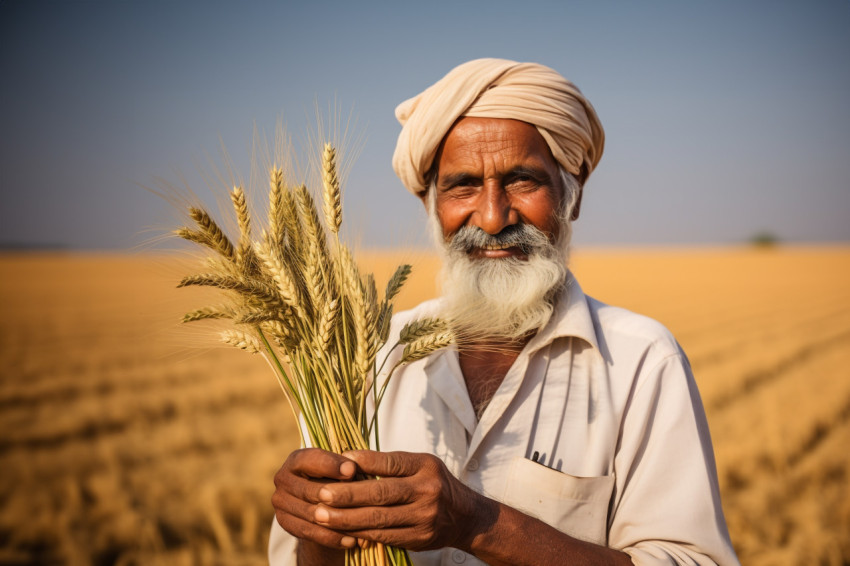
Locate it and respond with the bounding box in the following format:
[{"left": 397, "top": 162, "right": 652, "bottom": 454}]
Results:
[{"left": 439, "top": 255, "right": 566, "bottom": 342}]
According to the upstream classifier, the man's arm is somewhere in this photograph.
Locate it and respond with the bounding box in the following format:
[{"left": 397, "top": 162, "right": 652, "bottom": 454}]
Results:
[{"left": 466, "top": 496, "right": 633, "bottom": 566}]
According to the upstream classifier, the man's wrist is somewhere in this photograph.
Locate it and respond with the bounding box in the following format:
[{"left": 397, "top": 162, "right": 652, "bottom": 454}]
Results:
[{"left": 453, "top": 487, "right": 501, "bottom": 555}]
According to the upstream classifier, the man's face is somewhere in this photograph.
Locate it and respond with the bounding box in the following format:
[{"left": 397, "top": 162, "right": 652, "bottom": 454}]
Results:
[
  {"left": 426, "top": 117, "right": 577, "bottom": 341},
  {"left": 431, "top": 117, "right": 565, "bottom": 260}
]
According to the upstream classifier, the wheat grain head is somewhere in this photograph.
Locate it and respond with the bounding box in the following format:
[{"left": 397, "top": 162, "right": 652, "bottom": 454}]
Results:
[
  {"left": 189, "top": 207, "right": 235, "bottom": 260},
  {"left": 220, "top": 330, "right": 262, "bottom": 353},
  {"left": 177, "top": 273, "right": 281, "bottom": 311},
  {"left": 267, "top": 167, "right": 284, "bottom": 247},
  {"left": 255, "top": 245, "right": 304, "bottom": 318},
  {"left": 400, "top": 330, "right": 455, "bottom": 365},
  {"left": 182, "top": 305, "right": 235, "bottom": 323},
  {"left": 385, "top": 264, "right": 412, "bottom": 302},
  {"left": 398, "top": 317, "right": 448, "bottom": 344},
  {"left": 321, "top": 144, "right": 342, "bottom": 234}
]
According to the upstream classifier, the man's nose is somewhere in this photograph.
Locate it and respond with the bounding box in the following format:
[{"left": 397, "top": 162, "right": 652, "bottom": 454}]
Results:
[{"left": 474, "top": 184, "right": 517, "bottom": 235}]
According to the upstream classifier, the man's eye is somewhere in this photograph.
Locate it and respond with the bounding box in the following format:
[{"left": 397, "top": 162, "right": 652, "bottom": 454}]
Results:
[
  {"left": 443, "top": 178, "right": 479, "bottom": 195},
  {"left": 507, "top": 175, "right": 540, "bottom": 190}
]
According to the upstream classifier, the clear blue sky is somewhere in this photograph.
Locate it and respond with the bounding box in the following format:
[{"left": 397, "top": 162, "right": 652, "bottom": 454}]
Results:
[{"left": 1, "top": 0, "right": 848, "bottom": 250}]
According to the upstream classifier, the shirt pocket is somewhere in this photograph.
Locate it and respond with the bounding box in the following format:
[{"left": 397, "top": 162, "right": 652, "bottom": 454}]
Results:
[{"left": 501, "top": 457, "right": 615, "bottom": 546}]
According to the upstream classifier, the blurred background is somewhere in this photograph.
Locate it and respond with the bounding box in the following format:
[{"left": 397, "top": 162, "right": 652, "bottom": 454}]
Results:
[
  {"left": 1, "top": 0, "right": 848, "bottom": 250},
  {"left": 1, "top": 1, "right": 849, "bottom": 565}
]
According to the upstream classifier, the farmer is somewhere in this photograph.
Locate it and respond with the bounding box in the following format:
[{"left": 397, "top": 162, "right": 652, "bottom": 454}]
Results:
[{"left": 269, "top": 59, "right": 740, "bottom": 566}]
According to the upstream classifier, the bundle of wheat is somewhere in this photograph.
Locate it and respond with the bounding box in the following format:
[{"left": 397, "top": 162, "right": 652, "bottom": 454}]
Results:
[{"left": 176, "top": 144, "right": 452, "bottom": 566}]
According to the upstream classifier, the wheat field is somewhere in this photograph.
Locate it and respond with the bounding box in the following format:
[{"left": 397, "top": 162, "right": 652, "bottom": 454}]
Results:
[{"left": 1, "top": 246, "right": 848, "bottom": 565}]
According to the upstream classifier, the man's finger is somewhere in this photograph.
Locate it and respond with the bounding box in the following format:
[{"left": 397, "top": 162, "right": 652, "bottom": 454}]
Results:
[
  {"left": 342, "top": 450, "right": 428, "bottom": 478},
  {"left": 275, "top": 470, "right": 332, "bottom": 504},
  {"left": 313, "top": 502, "right": 416, "bottom": 531},
  {"left": 280, "top": 448, "right": 357, "bottom": 481},
  {"left": 273, "top": 482, "right": 324, "bottom": 521},
  {"left": 274, "top": 506, "right": 357, "bottom": 549},
  {"left": 317, "top": 476, "right": 415, "bottom": 507}
]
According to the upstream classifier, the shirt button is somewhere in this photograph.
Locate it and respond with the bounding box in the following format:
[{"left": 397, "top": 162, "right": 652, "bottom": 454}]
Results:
[
  {"left": 452, "top": 549, "right": 466, "bottom": 563},
  {"left": 466, "top": 458, "right": 479, "bottom": 471}
]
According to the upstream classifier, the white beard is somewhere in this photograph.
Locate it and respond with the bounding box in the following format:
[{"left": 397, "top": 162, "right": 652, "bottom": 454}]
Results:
[{"left": 428, "top": 186, "right": 575, "bottom": 342}]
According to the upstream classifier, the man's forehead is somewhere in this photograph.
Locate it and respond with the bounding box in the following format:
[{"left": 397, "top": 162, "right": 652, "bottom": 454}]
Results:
[{"left": 435, "top": 117, "right": 557, "bottom": 174}]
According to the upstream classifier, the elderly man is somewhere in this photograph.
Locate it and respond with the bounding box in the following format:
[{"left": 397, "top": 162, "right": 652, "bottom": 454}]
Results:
[{"left": 269, "top": 59, "right": 740, "bottom": 566}]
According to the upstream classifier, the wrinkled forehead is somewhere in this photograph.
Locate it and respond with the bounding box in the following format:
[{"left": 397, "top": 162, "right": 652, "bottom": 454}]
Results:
[{"left": 432, "top": 117, "right": 558, "bottom": 179}]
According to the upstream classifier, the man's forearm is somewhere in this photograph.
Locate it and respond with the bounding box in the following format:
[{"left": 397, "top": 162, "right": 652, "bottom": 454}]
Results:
[
  {"left": 462, "top": 496, "right": 634, "bottom": 566},
  {"left": 297, "top": 499, "right": 633, "bottom": 566}
]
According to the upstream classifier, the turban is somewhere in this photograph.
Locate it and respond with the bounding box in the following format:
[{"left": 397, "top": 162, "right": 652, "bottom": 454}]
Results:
[{"left": 392, "top": 58, "right": 605, "bottom": 196}]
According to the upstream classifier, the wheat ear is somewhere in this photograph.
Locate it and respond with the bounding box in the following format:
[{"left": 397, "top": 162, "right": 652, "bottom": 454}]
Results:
[
  {"left": 255, "top": 245, "right": 304, "bottom": 318},
  {"left": 230, "top": 186, "right": 255, "bottom": 267},
  {"left": 220, "top": 330, "right": 262, "bottom": 353},
  {"left": 339, "top": 245, "right": 371, "bottom": 381},
  {"left": 279, "top": 182, "right": 303, "bottom": 258},
  {"left": 182, "top": 306, "right": 234, "bottom": 323},
  {"left": 400, "top": 330, "right": 455, "bottom": 365},
  {"left": 316, "top": 298, "right": 339, "bottom": 353},
  {"left": 177, "top": 274, "right": 281, "bottom": 310},
  {"left": 262, "top": 320, "right": 298, "bottom": 352},
  {"left": 373, "top": 265, "right": 412, "bottom": 344},
  {"left": 321, "top": 144, "right": 342, "bottom": 234},
  {"left": 385, "top": 264, "right": 412, "bottom": 301},
  {"left": 377, "top": 304, "right": 394, "bottom": 344},
  {"left": 294, "top": 184, "right": 329, "bottom": 310},
  {"left": 364, "top": 273, "right": 381, "bottom": 360},
  {"left": 189, "top": 207, "right": 235, "bottom": 260},
  {"left": 236, "top": 309, "right": 285, "bottom": 324},
  {"left": 267, "top": 167, "right": 287, "bottom": 250},
  {"left": 399, "top": 317, "right": 448, "bottom": 344}
]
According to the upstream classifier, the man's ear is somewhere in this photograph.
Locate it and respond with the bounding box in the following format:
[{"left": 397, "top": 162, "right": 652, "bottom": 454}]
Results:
[
  {"left": 417, "top": 189, "right": 429, "bottom": 209},
  {"left": 571, "top": 186, "right": 583, "bottom": 221}
]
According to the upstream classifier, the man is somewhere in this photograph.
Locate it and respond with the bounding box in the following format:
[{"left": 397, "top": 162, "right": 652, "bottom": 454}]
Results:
[{"left": 269, "top": 58, "right": 740, "bottom": 566}]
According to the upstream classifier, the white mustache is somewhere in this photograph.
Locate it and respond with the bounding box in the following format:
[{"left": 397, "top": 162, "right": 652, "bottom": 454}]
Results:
[{"left": 448, "top": 223, "right": 552, "bottom": 256}]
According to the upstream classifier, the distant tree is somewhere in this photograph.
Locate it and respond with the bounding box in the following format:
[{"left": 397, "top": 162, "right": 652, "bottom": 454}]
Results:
[{"left": 750, "top": 231, "right": 779, "bottom": 248}]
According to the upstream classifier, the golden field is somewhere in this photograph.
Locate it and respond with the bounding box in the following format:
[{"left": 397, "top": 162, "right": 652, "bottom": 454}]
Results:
[{"left": 1, "top": 246, "right": 848, "bottom": 565}]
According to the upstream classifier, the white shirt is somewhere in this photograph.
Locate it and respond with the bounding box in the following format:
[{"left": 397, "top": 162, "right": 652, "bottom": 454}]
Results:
[{"left": 269, "top": 275, "right": 740, "bottom": 566}]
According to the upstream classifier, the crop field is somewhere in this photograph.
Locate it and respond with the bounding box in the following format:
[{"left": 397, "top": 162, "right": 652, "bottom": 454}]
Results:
[{"left": 1, "top": 246, "right": 848, "bottom": 565}]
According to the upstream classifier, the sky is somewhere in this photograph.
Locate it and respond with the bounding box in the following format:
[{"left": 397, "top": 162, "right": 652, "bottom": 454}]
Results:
[{"left": 1, "top": 0, "right": 848, "bottom": 251}]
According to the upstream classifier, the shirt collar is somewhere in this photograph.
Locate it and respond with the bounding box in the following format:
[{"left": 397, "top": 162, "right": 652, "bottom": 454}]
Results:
[{"left": 525, "top": 271, "right": 600, "bottom": 355}]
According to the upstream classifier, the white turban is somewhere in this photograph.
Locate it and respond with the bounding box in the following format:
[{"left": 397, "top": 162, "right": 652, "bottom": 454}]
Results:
[{"left": 392, "top": 58, "right": 605, "bottom": 196}]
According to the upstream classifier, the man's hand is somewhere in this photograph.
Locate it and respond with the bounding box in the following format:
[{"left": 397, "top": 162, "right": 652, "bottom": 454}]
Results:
[
  {"left": 312, "top": 450, "right": 495, "bottom": 552},
  {"left": 271, "top": 448, "right": 359, "bottom": 557}
]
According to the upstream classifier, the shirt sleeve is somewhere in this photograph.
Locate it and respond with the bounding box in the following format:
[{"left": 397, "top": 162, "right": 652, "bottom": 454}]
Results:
[
  {"left": 268, "top": 416, "right": 310, "bottom": 565},
  {"left": 269, "top": 518, "right": 299, "bottom": 565},
  {"left": 608, "top": 352, "right": 740, "bottom": 566}
]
